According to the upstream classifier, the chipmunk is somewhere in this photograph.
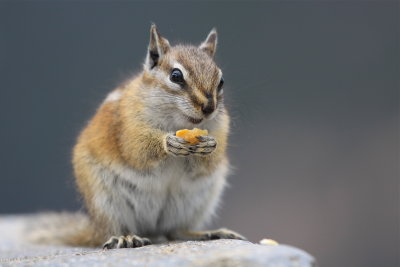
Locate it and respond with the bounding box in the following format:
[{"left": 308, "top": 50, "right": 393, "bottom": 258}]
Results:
[{"left": 29, "top": 24, "right": 245, "bottom": 249}]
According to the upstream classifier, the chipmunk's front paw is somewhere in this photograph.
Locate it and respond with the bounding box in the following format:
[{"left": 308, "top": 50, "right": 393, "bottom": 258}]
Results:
[
  {"left": 191, "top": 136, "right": 217, "bottom": 156},
  {"left": 166, "top": 134, "right": 192, "bottom": 156},
  {"left": 165, "top": 134, "right": 217, "bottom": 157},
  {"left": 103, "top": 235, "right": 151, "bottom": 249}
]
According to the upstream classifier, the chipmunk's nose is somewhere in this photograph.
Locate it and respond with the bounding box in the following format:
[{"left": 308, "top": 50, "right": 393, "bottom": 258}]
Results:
[
  {"left": 201, "top": 104, "right": 215, "bottom": 115},
  {"left": 201, "top": 94, "right": 215, "bottom": 116}
]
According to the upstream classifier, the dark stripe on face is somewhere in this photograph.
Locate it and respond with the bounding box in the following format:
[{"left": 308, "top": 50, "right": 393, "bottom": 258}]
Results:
[
  {"left": 176, "top": 53, "right": 196, "bottom": 78},
  {"left": 204, "top": 92, "right": 215, "bottom": 109},
  {"left": 159, "top": 82, "right": 183, "bottom": 96},
  {"left": 188, "top": 91, "right": 203, "bottom": 108},
  {"left": 143, "top": 69, "right": 183, "bottom": 96}
]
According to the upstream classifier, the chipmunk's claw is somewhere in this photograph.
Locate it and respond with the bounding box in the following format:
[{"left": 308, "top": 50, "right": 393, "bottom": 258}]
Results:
[
  {"left": 201, "top": 228, "right": 247, "bottom": 241},
  {"left": 192, "top": 136, "right": 217, "bottom": 156},
  {"left": 103, "top": 235, "right": 151, "bottom": 249},
  {"left": 166, "top": 134, "right": 217, "bottom": 157},
  {"left": 166, "top": 135, "right": 191, "bottom": 156}
]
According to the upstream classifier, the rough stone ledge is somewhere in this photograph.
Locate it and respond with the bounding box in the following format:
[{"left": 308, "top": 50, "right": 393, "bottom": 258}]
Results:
[{"left": 0, "top": 215, "right": 315, "bottom": 267}]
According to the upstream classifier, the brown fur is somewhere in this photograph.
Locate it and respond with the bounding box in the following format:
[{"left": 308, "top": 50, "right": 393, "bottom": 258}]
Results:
[{"left": 29, "top": 25, "right": 236, "bottom": 248}]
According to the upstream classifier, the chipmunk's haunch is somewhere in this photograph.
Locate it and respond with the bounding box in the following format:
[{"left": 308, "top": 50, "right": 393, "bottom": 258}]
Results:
[{"left": 32, "top": 25, "right": 245, "bottom": 249}]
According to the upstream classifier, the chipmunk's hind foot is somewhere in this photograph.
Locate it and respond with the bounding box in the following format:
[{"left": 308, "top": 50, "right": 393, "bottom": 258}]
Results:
[
  {"left": 103, "top": 235, "right": 151, "bottom": 249},
  {"left": 203, "top": 228, "right": 246, "bottom": 241},
  {"left": 168, "top": 228, "right": 246, "bottom": 242}
]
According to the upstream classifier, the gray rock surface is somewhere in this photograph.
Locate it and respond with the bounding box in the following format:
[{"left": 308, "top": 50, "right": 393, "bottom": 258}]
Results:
[{"left": 0, "top": 215, "right": 315, "bottom": 266}]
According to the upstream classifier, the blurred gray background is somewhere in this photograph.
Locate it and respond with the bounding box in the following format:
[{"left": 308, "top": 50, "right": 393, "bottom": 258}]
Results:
[{"left": 0, "top": 1, "right": 398, "bottom": 266}]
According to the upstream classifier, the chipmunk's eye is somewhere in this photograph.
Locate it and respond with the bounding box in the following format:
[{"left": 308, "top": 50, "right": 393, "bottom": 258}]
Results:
[
  {"left": 170, "top": 68, "right": 184, "bottom": 85},
  {"left": 217, "top": 77, "right": 224, "bottom": 91}
]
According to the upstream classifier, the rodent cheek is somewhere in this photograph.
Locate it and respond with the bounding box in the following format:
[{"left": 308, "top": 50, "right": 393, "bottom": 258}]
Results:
[
  {"left": 191, "top": 102, "right": 204, "bottom": 116},
  {"left": 194, "top": 104, "right": 202, "bottom": 112},
  {"left": 175, "top": 93, "right": 202, "bottom": 116}
]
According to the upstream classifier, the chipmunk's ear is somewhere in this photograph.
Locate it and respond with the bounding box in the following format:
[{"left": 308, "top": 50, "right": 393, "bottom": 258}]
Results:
[
  {"left": 145, "top": 24, "right": 170, "bottom": 70},
  {"left": 199, "top": 28, "right": 218, "bottom": 57}
]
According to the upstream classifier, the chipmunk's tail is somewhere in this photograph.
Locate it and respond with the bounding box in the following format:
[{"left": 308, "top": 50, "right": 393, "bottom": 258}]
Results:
[{"left": 25, "top": 212, "right": 102, "bottom": 247}]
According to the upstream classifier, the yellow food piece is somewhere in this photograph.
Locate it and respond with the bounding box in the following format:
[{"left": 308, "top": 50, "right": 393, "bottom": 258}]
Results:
[
  {"left": 259, "top": 239, "right": 279, "bottom": 246},
  {"left": 176, "top": 128, "right": 208, "bottom": 144}
]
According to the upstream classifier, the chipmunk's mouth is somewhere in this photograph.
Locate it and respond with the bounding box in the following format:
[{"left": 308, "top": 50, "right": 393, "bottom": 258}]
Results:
[{"left": 185, "top": 115, "right": 203, "bottom": 124}]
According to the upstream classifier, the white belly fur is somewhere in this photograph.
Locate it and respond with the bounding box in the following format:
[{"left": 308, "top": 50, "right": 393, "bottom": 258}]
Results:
[{"left": 91, "top": 156, "right": 229, "bottom": 237}]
